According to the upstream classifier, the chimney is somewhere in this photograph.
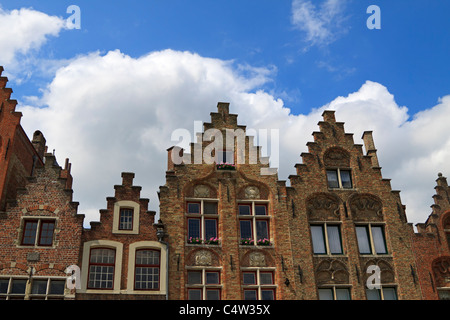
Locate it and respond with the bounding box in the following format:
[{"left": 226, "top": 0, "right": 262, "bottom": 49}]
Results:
[
  {"left": 32, "top": 130, "right": 46, "bottom": 160},
  {"left": 121, "top": 172, "right": 135, "bottom": 187},
  {"left": 362, "top": 131, "right": 380, "bottom": 167}
]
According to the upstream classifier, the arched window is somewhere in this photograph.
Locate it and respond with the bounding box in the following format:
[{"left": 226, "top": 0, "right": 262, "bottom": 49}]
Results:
[
  {"left": 87, "top": 248, "right": 116, "bottom": 289},
  {"left": 135, "top": 249, "right": 160, "bottom": 290}
]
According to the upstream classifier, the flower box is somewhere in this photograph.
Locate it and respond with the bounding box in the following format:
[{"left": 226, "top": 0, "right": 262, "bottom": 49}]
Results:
[
  {"left": 257, "top": 238, "right": 271, "bottom": 246},
  {"left": 240, "top": 238, "right": 254, "bottom": 245},
  {"left": 216, "top": 163, "right": 236, "bottom": 170},
  {"left": 187, "top": 237, "right": 203, "bottom": 244},
  {"left": 204, "top": 237, "right": 220, "bottom": 245}
]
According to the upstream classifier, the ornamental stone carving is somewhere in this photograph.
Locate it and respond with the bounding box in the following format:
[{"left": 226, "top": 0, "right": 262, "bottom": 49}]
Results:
[
  {"left": 249, "top": 251, "right": 266, "bottom": 267},
  {"left": 349, "top": 194, "right": 383, "bottom": 221},
  {"left": 307, "top": 193, "right": 340, "bottom": 221},
  {"left": 245, "top": 186, "right": 260, "bottom": 199},
  {"left": 432, "top": 257, "right": 450, "bottom": 287},
  {"left": 194, "top": 250, "right": 212, "bottom": 266},
  {"left": 315, "top": 259, "right": 349, "bottom": 285},
  {"left": 194, "top": 185, "right": 210, "bottom": 198}
]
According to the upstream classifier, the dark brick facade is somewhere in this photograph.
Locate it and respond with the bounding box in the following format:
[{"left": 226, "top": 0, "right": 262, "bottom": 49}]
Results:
[{"left": 1, "top": 66, "right": 449, "bottom": 300}]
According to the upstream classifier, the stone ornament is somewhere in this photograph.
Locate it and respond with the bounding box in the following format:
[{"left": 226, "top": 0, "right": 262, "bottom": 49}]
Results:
[
  {"left": 249, "top": 251, "right": 266, "bottom": 267},
  {"left": 194, "top": 185, "right": 210, "bottom": 198},
  {"left": 194, "top": 250, "right": 212, "bottom": 266},
  {"left": 245, "top": 186, "right": 260, "bottom": 199}
]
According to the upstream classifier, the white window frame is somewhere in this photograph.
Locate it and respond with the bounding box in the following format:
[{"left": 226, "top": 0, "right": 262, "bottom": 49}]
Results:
[
  {"left": 185, "top": 198, "right": 219, "bottom": 244},
  {"left": 310, "top": 222, "right": 344, "bottom": 255},
  {"left": 112, "top": 200, "right": 140, "bottom": 234},
  {"left": 186, "top": 267, "right": 222, "bottom": 300},
  {"left": 238, "top": 200, "right": 271, "bottom": 246},
  {"left": 326, "top": 168, "right": 353, "bottom": 189},
  {"left": 241, "top": 268, "right": 276, "bottom": 300},
  {"left": 355, "top": 223, "right": 388, "bottom": 255}
]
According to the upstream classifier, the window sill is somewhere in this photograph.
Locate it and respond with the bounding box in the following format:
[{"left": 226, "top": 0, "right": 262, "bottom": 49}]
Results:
[{"left": 186, "top": 243, "right": 222, "bottom": 248}]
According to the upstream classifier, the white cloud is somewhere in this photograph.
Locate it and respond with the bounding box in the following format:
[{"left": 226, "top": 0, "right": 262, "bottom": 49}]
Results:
[
  {"left": 0, "top": 7, "right": 66, "bottom": 79},
  {"left": 17, "top": 49, "right": 450, "bottom": 229},
  {"left": 291, "top": 0, "right": 348, "bottom": 47}
]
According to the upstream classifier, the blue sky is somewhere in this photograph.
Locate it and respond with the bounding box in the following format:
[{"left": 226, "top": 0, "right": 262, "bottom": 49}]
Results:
[{"left": 0, "top": 0, "right": 449, "bottom": 226}]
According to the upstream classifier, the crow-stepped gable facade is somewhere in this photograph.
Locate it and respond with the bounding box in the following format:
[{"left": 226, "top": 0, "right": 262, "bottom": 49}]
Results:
[{"left": 0, "top": 66, "right": 449, "bottom": 300}]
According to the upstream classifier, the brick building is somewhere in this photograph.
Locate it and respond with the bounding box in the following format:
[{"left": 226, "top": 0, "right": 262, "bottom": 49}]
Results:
[{"left": 0, "top": 65, "right": 449, "bottom": 300}]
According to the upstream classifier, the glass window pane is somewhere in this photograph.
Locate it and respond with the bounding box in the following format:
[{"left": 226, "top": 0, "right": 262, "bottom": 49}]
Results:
[
  {"left": 188, "top": 219, "right": 201, "bottom": 239},
  {"left": 240, "top": 220, "right": 252, "bottom": 240},
  {"left": 39, "top": 221, "right": 55, "bottom": 245},
  {"left": 206, "top": 272, "right": 219, "bottom": 285},
  {"left": 326, "top": 170, "right": 339, "bottom": 188},
  {"left": 356, "top": 226, "right": 372, "bottom": 254},
  {"left": 311, "top": 225, "right": 326, "bottom": 254},
  {"left": 206, "top": 289, "right": 220, "bottom": 300},
  {"left": 256, "top": 220, "right": 268, "bottom": 241},
  {"left": 261, "top": 290, "right": 274, "bottom": 300},
  {"left": 49, "top": 280, "right": 65, "bottom": 295},
  {"left": 11, "top": 279, "right": 27, "bottom": 294},
  {"left": 188, "top": 271, "right": 202, "bottom": 285},
  {"left": 260, "top": 272, "right": 273, "bottom": 285},
  {"left": 188, "top": 203, "right": 200, "bottom": 214},
  {"left": 336, "top": 288, "right": 351, "bottom": 300},
  {"left": 327, "top": 225, "right": 343, "bottom": 254},
  {"left": 188, "top": 289, "right": 202, "bottom": 300},
  {"left": 382, "top": 287, "right": 397, "bottom": 300},
  {"left": 205, "top": 219, "right": 217, "bottom": 240},
  {"left": 340, "top": 170, "right": 352, "bottom": 188},
  {"left": 119, "top": 209, "right": 133, "bottom": 230},
  {"left": 204, "top": 202, "right": 217, "bottom": 214},
  {"left": 243, "top": 272, "right": 256, "bottom": 285},
  {"left": 90, "top": 248, "right": 115, "bottom": 264},
  {"left": 136, "top": 250, "right": 159, "bottom": 266},
  {"left": 244, "top": 290, "right": 257, "bottom": 300},
  {"left": 22, "top": 221, "right": 38, "bottom": 245},
  {"left": 318, "top": 288, "right": 333, "bottom": 300},
  {"left": 239, "top": 205, "right": 251, "bottom": 215},
  {"left": 255, "top": 205, "right": 267, "bottom": 215},
  {"left": 31, "top": 280, "right": 48, "bottom": 294},
  {"left": 371, "top": 226, "right": 387, "bottom": 254},
  {"left": 0, "top": 279, "right": 9, "bottom": 293},
  {"left": 366, "top": 289, "right": 381, "bottom": 300}
]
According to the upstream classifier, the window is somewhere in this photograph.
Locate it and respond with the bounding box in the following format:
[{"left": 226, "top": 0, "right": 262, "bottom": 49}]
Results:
[
  {"left": 135, "top": 250, "right": 160, "bottom": 290},
  {"left": 0, "top": 278, "right": 27, "bottom": 300},
  {"left": 187, "top": 269, "right": 221, "bottom": 300},
  {"left": 88, "top": 248, "right": 116, "bottom": 289},
  {"left": 242, "top": 270, "right": 276, "bottom": 300},
  {"left": 327, "top": 169, "right": 352, "bottom": 189},
  {"left": 0, "top": 277, "right": 65, "bottom": 300},
  {"left": 239, "top": 202, "right": 270, "bottom": 245},
  {"left": 310, "top": 224, "right": 343, "bottom": 255},
  {"left": 318, "top": 287, "right": 351, "bottom": 300},
  {"left": 366, "top": 287, "right": 397, "bottom": 300},
  {"left": 356, "top": 225, "right": 387, "bottom": 255},
  {"left": 186, "top": 200, "right": 219, "bottom": 244},
  {"left": 21, "top": 219, "right": 55, "bottom": 247},
  {"left": 216, "top": 150, "right": 234, "bottom": 164},
  {"left": 119, "top": 208, "right": 133, "bottom": 230}
]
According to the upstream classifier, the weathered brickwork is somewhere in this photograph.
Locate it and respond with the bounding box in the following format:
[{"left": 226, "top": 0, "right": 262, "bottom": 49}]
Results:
[{"left": 1, "top": 64, "right": 449, "bottom": 300}]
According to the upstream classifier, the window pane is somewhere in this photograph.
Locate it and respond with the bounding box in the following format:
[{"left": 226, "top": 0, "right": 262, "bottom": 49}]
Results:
[
  {"left": 311, "top": 225, "right": 326, "bottom": 254},
  {"left": 206, "top": 289, "right": 220, "bottom": 300},
  {"left": 49, "top": 280, "right": 65, "bottom": 295},
  {"left": 205, "top": 219, "right": 217, "bottom": 240},
  {"left": 336, "top": 288, "right": 351, "bottom": 300},
  {"left": 240, "top": 220, "right": 252, "bottom": 240},
  {"left": 0, "top": 279, "right": 9, "bottom": 293},
  {"left": 327, "top": 225, "right": 343, "bottom": 254},
  {"left": 256, "top": 220, "right": 268, "bottom": 241},
  {"left": 260, "top": 272, "right": 273, "bottom": 285},
  {"left": 135, "top": 267, "right": 159, "bottom": 290},
  {"left": 318, "top": 288, "right": 333, "bottom": 300},
  {"left": 11, "top": 279, "right": 27, "bottom": 294},
  {"left": 242, "top": 272, "right": 256, "bottom": 285},
  {"left": 356, "top": 226, "right": 372, "bottom": 254},
  {"left": 39, "top": 221, "right": 55, "bottom": 245},
  {"left": 88, "top": 266, "right": 114, "bottom": 289},
  {"left": 188, "top": 271, "right": 202, "bottom": 285},
  {"left": 136, "top": 250, "right": 159, "bottom": 266},
  {"left": 119, "top": 209, "right": 133, "bottom": 230},
  {"left": 366, "top": 289, "right": 381, "bottom": 300},
  {"left": 188, "top": 289, "right": 202, "bottom": 300},
  {"left": 188, "top": 203, "right": 200, "bottom": 214},
  {"left": 90, "top": 248, "right": 115, "bottom": 264},
  {"left": 188, "top": 219, "right": 201, "bottom": 239},
  {"left": 206, "top": 272, "right": 219, "bottom": 285},
  {"left": 261, "top": 290, "right": 274, "bottom": 300},
  {"left": 31, "top": 280, "right": 48, "bottom": 294},
  {"left": 326, "top": 170, "right": 339, "bottom": 188},
  {"left": 371, "top": 226, "right": 387, "bottom": 254},
  {"left": 340, "top": 170, "right": 352, "bottom": 188},
  {"left": 255, "top": 205, "right": 267, "bottom": 215},
  {"left": 244, "top": 290, "right": 257, "bottom": 300},
  {"left": 204, "top": 202, "right": 217, "bottom": 214},
  {"left": 22, "top": 221, "right": 38, "bottom": 245},
  {"left": 382, "top": 287, "right": 397, "bottom": 300},
  {"left": 239, "top": 205, "right": 251, "bottom": 215}
]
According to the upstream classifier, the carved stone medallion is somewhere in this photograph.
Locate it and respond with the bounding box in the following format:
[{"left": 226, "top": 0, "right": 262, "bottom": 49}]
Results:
[
  {"left": 249, "top": 251, "right": 266, "bottom": 267},
  {"left": 194, "top": 185, "right": 210, "bottom": 198},
  {"left": 245, "top": 186, "right": 260, "bottom": 199},
  {"left": 194, "top": 250, "right": 212, "bottom": 266}
]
